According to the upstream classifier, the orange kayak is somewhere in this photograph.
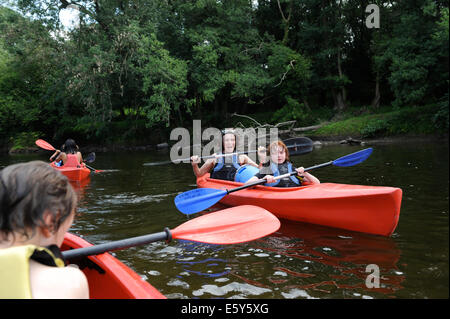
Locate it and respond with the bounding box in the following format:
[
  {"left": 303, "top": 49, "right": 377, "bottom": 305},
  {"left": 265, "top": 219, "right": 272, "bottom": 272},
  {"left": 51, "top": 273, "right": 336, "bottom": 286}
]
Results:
[
  {"left": 50, "top": 162, "right": 90, "bottom": 181},
  {"left": 61, "top": 233, "right": 165, "bottom": 299},
  {"left": 197, "top": 174, "right": 402, "bottom": 236}
]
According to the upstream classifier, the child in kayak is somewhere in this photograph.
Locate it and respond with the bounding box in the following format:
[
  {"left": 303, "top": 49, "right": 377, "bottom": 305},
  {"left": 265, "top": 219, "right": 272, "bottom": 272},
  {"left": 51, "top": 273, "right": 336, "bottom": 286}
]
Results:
[
  {"left": 246, "top": 140, "right": 320, "bottom": 187},
  {"left": 191, "top": 129, "right": 259, "bottom": 181},
  {"left": 0, "top": 161, "right": 89, "bottom": 298},
  {"left": 50, "top": 139, "right": 83, "bottom": 167}
]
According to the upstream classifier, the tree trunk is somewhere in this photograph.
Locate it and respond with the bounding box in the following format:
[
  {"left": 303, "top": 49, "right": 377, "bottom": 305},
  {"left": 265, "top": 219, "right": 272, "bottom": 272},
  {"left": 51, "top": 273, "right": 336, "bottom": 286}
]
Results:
[
  {"left": 277, "top": 0, "right": 292, "bottom": 45},
  {"left": 371, "top": 73, "right": 381, "bottom": 109},
  {"left": 331, "top": 87, "right": 346, "bottom": 112},
  {"left": 337, "top": 48, "right": 347, "bottom": 110},
  {"left": 303, "top": 98, "right": 311, "bottom": 112}
]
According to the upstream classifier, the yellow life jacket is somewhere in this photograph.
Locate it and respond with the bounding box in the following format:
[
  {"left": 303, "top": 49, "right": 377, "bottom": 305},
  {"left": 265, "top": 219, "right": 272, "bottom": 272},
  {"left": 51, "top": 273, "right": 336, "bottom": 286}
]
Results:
[{"left": 0, "top": 245, "right": 65, "bottom": 299}]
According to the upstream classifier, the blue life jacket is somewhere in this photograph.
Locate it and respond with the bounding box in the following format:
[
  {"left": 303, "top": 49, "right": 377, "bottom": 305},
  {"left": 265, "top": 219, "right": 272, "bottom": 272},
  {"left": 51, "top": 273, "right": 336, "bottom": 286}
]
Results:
[
  {"left": 265, "top": 162, "right": 301, "bottom": 187},
  {"left": 211, "top": 154, "right": 241, "bottom": 181}
]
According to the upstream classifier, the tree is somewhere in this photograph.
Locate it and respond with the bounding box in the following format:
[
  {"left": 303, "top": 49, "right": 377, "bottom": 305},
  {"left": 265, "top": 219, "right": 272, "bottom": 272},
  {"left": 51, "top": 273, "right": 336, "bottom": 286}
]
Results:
[
  {"left": 386, "top": 0, "right": 448, "bottom": 107},
  {"left": 0, "top": 6, "right": 62, "bottom": 141}
]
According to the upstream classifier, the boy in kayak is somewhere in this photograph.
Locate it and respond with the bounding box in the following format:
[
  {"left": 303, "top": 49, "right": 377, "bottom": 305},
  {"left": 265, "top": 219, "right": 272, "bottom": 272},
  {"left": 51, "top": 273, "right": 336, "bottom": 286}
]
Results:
[
  {"left": 246, "top": 140, "right": 320, "bottom": 187},
  {"left": 50, "top": 139, "right": 83, "bottom": 167},
  {"left": 191, "top": 129, "right": 259, "bottom": 181},
  {"left": 0, "top": 161, "right": 89, "bottom": 298}
]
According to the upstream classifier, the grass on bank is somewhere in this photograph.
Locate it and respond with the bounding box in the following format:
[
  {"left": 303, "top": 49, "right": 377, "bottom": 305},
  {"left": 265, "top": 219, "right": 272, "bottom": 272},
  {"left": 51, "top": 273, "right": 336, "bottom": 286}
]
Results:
[
  {"left": 237, "top": 103, "right": 448, "bottom": 139},
  {"left": 311, "top": 104, "right": 448, "bottom": 138}
]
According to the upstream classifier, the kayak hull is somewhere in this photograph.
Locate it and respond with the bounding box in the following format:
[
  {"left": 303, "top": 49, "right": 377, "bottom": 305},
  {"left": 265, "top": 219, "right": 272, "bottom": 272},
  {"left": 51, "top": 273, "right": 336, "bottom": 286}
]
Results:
[
  {"left": 51, "top": 162, "right": 90, "bottom": 181},
  {"left": 62, "top": 233, "right": 166, "bottom": 299},
  {"left": 197, "top": 174, "right": 402, "bottom": 237}
]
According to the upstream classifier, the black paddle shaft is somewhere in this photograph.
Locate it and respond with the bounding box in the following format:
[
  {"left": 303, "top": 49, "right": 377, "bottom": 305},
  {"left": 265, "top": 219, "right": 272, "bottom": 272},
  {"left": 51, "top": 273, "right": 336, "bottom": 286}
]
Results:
[{"left": 62, "top": 228, "right": 172, "bottom": 260}]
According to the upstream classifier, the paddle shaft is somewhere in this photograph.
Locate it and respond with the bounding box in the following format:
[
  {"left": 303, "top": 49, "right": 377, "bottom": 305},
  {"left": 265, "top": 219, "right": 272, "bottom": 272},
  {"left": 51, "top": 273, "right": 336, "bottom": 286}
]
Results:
[
  {"left": 173, "top": 150, "right": 255, "bottom": 163},
  {"left": 62, "top": 228, "right": 172, "bottom": 260},
  {"left": 227, "top": 161, "right": 333, "bottom": 193},
  {"left": 168, "top": 141, "right": 313, "bottom": 164},
  {"left": 84, "top": 163, "right": 97, "bottom": 172}
]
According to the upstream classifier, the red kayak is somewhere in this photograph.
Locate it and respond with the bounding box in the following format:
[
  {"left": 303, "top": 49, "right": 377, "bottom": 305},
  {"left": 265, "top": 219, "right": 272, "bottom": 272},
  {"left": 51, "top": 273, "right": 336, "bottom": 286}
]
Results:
[
  {"left": 61, "top": 233, "right": 165, "bottom": 299},
  {"left": 197, "top": 174, "right": 402, "bottom": 237},
  {"left": 51, "top": 162, "right": 90, "bottom": 181}
]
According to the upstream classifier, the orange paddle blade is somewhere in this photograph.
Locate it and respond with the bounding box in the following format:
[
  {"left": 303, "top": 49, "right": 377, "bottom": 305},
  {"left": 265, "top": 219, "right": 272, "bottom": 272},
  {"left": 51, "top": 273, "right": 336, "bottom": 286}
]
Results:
[
  {"left": 171, "top": 205, "right": 280, "bottom": 244},
  {"left": 35, "top": 139, "right": 55, "bottom": 151}
]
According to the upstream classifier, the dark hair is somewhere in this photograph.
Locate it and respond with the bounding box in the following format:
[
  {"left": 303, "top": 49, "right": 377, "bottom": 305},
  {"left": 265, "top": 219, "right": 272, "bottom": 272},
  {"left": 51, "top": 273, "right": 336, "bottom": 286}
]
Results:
[
  {"left": 62, "top": 139, "right": 78, "bottom": 154},
  {"left": 0, "top": 161, "right": 77, "bottom": 241}
]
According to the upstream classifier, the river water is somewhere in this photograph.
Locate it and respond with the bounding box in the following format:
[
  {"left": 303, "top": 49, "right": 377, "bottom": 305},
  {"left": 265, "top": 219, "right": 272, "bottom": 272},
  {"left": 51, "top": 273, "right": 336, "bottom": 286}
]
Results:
[{"left": 1, "top": 140, "right": 448, "bottom": 299}]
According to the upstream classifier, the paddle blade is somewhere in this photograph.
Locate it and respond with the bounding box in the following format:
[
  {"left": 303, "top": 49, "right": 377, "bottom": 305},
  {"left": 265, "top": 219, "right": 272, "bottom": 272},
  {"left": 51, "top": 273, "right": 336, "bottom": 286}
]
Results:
[
  {"left": 84, "top": 152, "right": 96, "bottom": 163},
  {"left": 171, "top": 205, "right": 280, "bottom": 244},
  {"left": 35, "top": 139, "right": 55, "bottom": 151},
  {"left": 333, "top": 148, "right": 373, "bottom": 167},
  {"left": 175, "top": 188, "right": 228, "bottom": 215}
]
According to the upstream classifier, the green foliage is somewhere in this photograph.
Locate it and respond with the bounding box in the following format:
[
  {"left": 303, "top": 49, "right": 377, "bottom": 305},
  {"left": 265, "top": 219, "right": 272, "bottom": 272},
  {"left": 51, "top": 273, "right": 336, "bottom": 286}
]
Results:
[
  {"left": 383, "top": 0, "right": 448, "bottom": 107},
  {"left": 0, "top": 0, "right": 448, "bottom": 148},
  {"left": 137, "top": 33, "right": 190, "bottom": 127},
  {"left": 313, "top": 104, "right": 446, "bottom": 138},
  {"left": 360, "top": 119, "right": 390, "bottom": 138},
  {"left": 273, "top": 97, "right": 311, "bottom": 126},
  {"left": 9, "top": 131, "right": 42, "bottom": 151}
]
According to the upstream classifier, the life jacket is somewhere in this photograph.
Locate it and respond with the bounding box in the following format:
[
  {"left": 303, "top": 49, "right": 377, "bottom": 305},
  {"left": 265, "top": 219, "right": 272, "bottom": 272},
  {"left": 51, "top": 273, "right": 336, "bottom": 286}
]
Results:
[
  {"left": 0, "top": 245, "right": 65, "bottom": 299},
  {"left": 211, "top": 154, "right": 241, "bottom": 181},
  {"left": 64, "top": 153, "right": 81, "bottom": 168},
  {"left": 265, "top": 161, "right": 302, "bottom": 187}
]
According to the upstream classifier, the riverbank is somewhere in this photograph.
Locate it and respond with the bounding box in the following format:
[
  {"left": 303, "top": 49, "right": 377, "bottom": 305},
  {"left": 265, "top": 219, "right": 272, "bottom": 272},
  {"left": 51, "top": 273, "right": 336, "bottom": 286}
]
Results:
[
  {"left": 4, "top": 133, "right": 447, "bottom": 155},
  {"left": 3, "top": 103, "right": 448, "bottom": 154}
]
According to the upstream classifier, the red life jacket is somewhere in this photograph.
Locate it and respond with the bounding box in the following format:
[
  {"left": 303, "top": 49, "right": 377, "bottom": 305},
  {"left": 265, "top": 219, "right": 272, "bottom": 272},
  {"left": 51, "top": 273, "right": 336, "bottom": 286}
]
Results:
[{"left": 65, "top": 153, "right": 81, "bottom": 167}]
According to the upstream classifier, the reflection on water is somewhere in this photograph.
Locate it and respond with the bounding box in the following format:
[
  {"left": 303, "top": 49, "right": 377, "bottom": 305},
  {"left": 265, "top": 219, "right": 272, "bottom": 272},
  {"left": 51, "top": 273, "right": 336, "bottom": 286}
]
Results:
[
  {"left": 0, "top": 140, "right": 448, "bottom": 298},
  {"left": 69, "top": 177, "right": 91, "bottom": 205},
  {"left": 249, "top": 220, "right": 404, "bottom": 298}
]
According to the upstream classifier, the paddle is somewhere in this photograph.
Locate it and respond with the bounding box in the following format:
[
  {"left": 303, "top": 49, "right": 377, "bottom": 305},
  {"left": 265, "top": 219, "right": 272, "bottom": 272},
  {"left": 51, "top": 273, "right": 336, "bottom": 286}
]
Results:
[
  {"left": 62, "top": 205, "right": 280, "bottom": 260},
  {"left": 35, "top": 139, "right": 103, "bottom": 173},
  {"left": 143, "top": 137, "right": 313, "bottom": 166},
  {"left": 35, "top": 139, "right": 56, "bottom": 151},
  {"left": 84, "top": 152, "right": 96, "bottom": 163},
  {"left": 175, "top": 148, "right": 374, "bottom": 215}
]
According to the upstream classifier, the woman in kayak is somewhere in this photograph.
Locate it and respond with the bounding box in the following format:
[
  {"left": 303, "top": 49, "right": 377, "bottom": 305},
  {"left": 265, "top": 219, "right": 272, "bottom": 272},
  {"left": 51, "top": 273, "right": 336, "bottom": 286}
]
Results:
[
  {"left": 50, "top": 139, "right": 83, "bottom": 167},
  {"left": 0, "top": 161, "right": 89, "bottom": 298},
  {"left": 191, "top": 129, "right": 259, "bottom": 181},
  {"left": 246, "top": 140, "right": 320, "bottom": 187}
]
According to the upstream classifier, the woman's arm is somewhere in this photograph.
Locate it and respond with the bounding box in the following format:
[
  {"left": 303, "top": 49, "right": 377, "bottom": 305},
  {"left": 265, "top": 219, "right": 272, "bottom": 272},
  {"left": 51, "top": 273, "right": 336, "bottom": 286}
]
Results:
[
  {"left": 50, "top": 150, "right": 61, "bottom": 162},
  {"left": 238, "top": 154, "right": 258, "bottom": 167},
  {"left": 191, "top": 156, "right": 216, "bottom": 177},
  {"left": 244, "top": 174, "right": 276, "bottom": 185},
  {"left": 77, "top": 152, "right": 83, "bottom": 164}
]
